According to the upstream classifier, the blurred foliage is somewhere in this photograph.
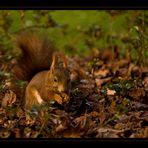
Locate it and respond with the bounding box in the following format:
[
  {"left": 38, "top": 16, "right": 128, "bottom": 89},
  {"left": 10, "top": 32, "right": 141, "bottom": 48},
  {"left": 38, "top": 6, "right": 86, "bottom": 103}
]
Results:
[{"left": 0, "top": 10, "right": 148, "bottom": 65}]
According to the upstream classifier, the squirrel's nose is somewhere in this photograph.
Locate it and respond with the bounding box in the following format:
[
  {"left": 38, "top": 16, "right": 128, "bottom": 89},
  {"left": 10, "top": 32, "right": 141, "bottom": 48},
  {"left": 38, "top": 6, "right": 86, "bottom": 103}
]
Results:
[{"left": 58, "top": 85, "right": 65, "bottom": 92}]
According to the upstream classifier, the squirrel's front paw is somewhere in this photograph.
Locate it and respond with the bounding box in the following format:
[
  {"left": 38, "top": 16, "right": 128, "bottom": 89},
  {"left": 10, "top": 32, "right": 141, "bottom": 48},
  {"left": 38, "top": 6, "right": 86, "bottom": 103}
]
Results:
[
  {"left": 54, "top": 93, "right": 70, "bottom": 105},
  {"left": 62, "top": 93, "right": 70, "bottom": 103}
]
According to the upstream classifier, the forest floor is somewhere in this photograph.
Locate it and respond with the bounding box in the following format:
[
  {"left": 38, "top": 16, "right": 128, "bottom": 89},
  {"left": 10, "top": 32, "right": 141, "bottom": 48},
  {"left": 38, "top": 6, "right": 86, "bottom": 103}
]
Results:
[{"left": 0, "top": 48, "right": 148, "bottom": 138}]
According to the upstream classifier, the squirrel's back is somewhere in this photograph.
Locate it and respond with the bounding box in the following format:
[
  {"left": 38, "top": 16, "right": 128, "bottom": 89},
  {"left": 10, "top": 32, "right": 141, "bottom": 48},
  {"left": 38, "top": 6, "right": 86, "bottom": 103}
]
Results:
[{"left": 12, "top": 31, "right": 56, "bottom": 81}]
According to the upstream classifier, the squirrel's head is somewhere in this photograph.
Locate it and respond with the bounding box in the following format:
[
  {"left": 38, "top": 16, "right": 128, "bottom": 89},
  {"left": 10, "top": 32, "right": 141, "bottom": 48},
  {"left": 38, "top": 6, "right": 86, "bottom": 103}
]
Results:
[{"left": 46, "top": 53, "right": 71, "bottom": 104}]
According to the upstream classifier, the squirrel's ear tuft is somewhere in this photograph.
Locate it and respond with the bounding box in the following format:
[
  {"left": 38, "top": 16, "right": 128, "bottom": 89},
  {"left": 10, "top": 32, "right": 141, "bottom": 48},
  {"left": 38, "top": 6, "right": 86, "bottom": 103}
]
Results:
[
  {"left": 50, "top": 52, "right": 68, "bottom": 71},
  {"left": 50, "top": 52, "right": 57, "bottom": 72},
  {"left": 60, "top": 53, "right": 67, "bottom": 68}
]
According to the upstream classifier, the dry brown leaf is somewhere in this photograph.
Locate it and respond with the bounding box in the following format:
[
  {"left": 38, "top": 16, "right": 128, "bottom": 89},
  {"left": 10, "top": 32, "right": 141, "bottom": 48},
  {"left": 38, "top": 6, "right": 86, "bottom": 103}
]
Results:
[
  {"left": 90, "top": 111, "right": 100, "bottom": 118},
  {"left": 96, "top": 127, "right": 123, "bottom": 138},
  {"left": 95, "top": 60, "right": 104, "bottom": 67},
  {"left": 114, "top": 123, "right": 127, "bottom": 130},
  {"left": 128, "top": 88, "right": 145, "bottom": 101},
  {"left": 129, "top": 127, "right": 148, "bottom": 138},
  {"left": 101, "top": 49, "right": 113, "bottom": 61},
  {"left": 94, "top": 68, "right": 109, "bottom": 78},
  {"left": 63, "top": 133, "right": 81, "bottom": 138},
  {"left": 3, "top": 120, "right": 17, "bottom": 129},
  {"left": 141, "top": 66, "right": 148, "bottom": 73},
  {"left": 49, "top": 110, "right": 71, "bottom": 134},
  {"left": 24, "top": 127, "right": 32, "bottom": 138},
  {"left": 98, "top": 110, "right": 109, "bottom": 125},
  {"left": 130, "top": 101, "right": 148, "bottom": 111},
  {"left": 95, "top": 77, "right": 112, "bottom": 87},
  {"left": 55, "top": 124, "right": 67, "bottom": 132},
  {"left": 73, "top": 115, "right": 88, "bottom": 129},
  {"left": 143, "top": 127, "right": 148, "bottom": 138},
  {"left": 61, "top": 127, "right": 82, "bottom": 138},
  {"left": 62, "top": 114, "right": 95, "bottom": 138},
  {"left": 0, "top": 129, "right": 11, "bottom": 138},
  {"left": 16, "top": 108, "right": 25, "bottom": 118},
  {"left": 25, "top": 114, "right": 36, "bottom": 126},
  {"left": 107, "top": 88, "right": 116, "bottom": 96},
  {"left": 143, "top": 77, "right": 148, "bottom": 88},
  {"left": 12, "top": 128, "right": 22, "bottom": 138},
  {"left": 127, "top": 63, "right": 136, "bottom": 77},
  {"left": 115, "top": 68, "right": 128, "bottom": 78},
  {"left": 117, "top": 59, "right": 129, "bottom": 68},
  {"left": 0, "top": 117, "right": 5, "bottom": 125},
  {"left": 95, "top": 78, "right": 104, "bottom": 87},
  {"left": 1, "top": 90, "right": 16, "bottom": 108},
  {"left": 0, "top": 108, "right": 6, "bottom": 114}
]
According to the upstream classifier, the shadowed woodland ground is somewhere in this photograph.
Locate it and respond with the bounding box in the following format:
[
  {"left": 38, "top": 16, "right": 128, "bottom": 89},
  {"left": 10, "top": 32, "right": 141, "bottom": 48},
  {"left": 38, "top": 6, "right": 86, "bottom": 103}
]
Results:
[{"left": 0, "top": 10, "right": 148, "bottom": 138}]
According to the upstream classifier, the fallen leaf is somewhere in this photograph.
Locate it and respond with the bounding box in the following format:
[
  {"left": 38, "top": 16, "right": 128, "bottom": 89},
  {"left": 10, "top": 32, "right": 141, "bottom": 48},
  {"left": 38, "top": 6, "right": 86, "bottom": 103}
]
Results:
[
  {"left": 107, "top": 88, "right": 116, "bottom": 96},
  {"left": 24, "top": 127, "right": 32, "bottom": 138},
  {"left": 25, "top": 114, "right": 36, "bottom": 126},
  {"left": 1, "top": 90, "right": 16, "bottom": 108},
  {"left": 55, "top": 124, "right": 67, "bottom": 132},
  {"left": 130, "top": 101, "right": 148, "bottom": 111},
  {"left": 95, "top": 77, "right": 112, "bottom": 87},
  {"left": 117, "top": 59, "right": 129, "bottom": 68},
  {"left": 94, "top": 68, "right": 110, "bottom": 78},
  {"left": 95, "top": 127, "right": 123, "bottom": 138},
  {"left": 0, "top": 128, "right": 11, "bottom": 138},
  {"left": 128, "top": 88, "right": 145, "bottom": 101},
  {"left": 143, "top": 77, "right": 148, "bottom": 88}
]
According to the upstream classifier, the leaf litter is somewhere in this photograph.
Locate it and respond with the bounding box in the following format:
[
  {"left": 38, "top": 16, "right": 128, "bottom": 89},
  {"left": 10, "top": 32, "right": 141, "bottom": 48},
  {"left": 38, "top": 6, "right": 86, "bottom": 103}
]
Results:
[{"left": 0, "top": 47, "right": 148, "bottom": 138}]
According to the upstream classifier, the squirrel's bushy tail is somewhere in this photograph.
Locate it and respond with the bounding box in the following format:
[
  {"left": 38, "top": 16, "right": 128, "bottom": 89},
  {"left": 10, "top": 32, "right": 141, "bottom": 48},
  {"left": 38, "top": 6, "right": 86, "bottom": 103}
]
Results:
[{"left": 12, "top": 31, "right": 56, "bottom": 81}]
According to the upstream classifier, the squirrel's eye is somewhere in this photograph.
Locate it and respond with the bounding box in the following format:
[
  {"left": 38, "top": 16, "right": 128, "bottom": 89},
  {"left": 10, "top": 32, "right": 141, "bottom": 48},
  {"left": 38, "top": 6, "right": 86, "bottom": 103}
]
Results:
[{"left": 54, "top": 77, "right": 58, "bottom": 82}]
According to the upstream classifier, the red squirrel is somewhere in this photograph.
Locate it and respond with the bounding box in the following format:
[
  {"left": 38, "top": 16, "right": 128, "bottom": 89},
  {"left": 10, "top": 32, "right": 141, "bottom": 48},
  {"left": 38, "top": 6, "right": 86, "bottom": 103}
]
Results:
[{"left": 12, "top": 31, "right": 71, "bottom": 110}]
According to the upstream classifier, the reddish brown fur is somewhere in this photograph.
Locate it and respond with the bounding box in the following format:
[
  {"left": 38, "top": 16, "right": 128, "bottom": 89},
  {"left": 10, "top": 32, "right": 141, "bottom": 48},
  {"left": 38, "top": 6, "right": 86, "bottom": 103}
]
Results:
[
  {"left": 12, "top": 31, "right": 71, "bottom": 109},
  {"left": 12, "top": 31, "right": 57, "bottom": 81}
]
